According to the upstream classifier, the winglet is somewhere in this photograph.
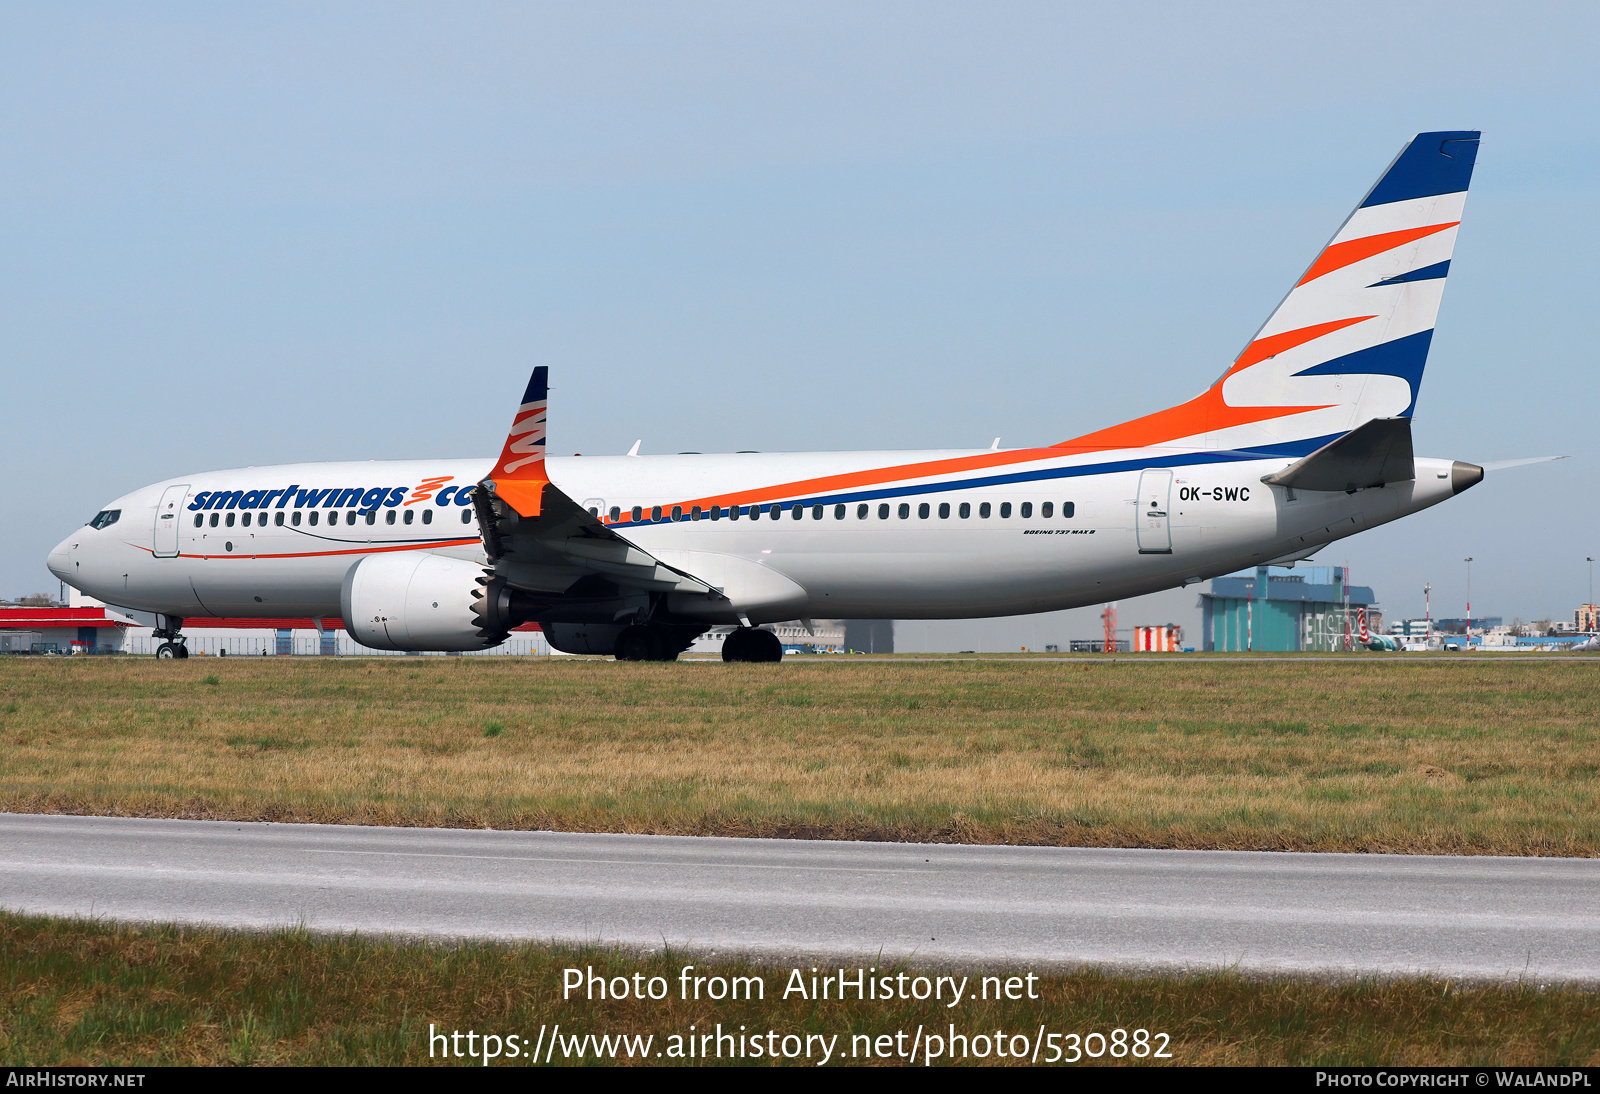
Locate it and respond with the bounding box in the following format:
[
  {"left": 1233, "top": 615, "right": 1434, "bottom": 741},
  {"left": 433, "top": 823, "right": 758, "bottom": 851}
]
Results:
[{"left": 482, "top": 366, "right": 549, "bottom": 518}]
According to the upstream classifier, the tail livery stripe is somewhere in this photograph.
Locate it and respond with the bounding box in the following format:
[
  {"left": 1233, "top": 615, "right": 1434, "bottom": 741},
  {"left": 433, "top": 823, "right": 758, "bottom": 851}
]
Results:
[
  {"left": 1359, "top": 131, "right": 1479, "bottom": 208},
  {"left": 1051, "top": 131, "right": 1478, "bottom": 452},
  {"left": 1296, "top": 222, "right": 1458, "bottom": 286}
]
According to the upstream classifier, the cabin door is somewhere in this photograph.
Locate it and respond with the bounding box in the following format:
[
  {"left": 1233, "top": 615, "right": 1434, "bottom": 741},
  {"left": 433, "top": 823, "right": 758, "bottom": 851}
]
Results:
[
  {"left": 1136, "top": 469, "right": 1173, "bottom": 554},
  {"left": 153, "top": 484, "right": 190, "bottom": 558}
]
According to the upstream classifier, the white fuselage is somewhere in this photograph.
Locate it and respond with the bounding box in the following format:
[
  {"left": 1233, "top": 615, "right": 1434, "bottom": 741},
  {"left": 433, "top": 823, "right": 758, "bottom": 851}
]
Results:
[{"left": 49, "top": 447, "right": 1462, "bottom": 623}]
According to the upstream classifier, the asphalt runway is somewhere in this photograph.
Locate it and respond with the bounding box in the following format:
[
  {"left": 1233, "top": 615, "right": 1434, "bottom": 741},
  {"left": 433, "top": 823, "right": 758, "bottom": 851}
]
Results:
[{"left": 4, "top": 813, "right": 1597, "bottom": 983}]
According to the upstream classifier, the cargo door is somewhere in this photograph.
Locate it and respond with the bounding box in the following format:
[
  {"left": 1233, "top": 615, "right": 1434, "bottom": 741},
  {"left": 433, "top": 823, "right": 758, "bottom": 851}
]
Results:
[
  {"left": 153, "top": 485, "right": 190, "bottom": 558},
  {"left": 1136, "top": 469, "right": 1172, "bottom": 554}
]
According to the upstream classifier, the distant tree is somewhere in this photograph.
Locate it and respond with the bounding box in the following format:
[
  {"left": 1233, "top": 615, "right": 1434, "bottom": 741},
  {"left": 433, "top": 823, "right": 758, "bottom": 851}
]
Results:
[{"left": 18, "top": 593, "right": 55, "bottom": 607}]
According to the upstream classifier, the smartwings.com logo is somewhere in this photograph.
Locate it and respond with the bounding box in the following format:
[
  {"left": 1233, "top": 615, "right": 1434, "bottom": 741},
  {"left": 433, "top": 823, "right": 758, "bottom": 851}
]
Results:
[{"left": 186, "top": 478, "right": 476, "bottom": 516}]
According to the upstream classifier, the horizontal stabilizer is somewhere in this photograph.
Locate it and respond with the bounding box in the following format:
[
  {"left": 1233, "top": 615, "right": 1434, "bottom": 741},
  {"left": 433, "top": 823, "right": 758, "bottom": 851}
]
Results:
[{"left": 1262, "top": 417, "right": 1414, "bottom": 492}]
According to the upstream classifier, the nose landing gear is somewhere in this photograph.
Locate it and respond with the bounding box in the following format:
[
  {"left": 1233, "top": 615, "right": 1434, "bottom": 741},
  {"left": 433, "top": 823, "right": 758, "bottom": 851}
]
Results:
[{"left": 153, "top": 615, "right": 189, "bottom": 659}]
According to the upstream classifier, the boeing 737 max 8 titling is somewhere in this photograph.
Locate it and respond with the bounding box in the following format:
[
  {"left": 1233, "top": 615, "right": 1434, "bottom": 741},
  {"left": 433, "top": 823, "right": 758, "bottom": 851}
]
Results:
[{"left": 50, "top": 132, "right": 1493, "bottom": 662}]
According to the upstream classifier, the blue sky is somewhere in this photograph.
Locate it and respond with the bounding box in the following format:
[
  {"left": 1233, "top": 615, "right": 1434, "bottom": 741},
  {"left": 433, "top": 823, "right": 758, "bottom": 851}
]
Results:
[{"left": 3, "top": 2, "right": 1596, "bottom": 640}]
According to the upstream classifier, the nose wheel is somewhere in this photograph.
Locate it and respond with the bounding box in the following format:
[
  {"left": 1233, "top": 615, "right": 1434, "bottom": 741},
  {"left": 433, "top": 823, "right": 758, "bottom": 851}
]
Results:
[{"left": 153, "top": 615, "right": 188, "bottom": 659}]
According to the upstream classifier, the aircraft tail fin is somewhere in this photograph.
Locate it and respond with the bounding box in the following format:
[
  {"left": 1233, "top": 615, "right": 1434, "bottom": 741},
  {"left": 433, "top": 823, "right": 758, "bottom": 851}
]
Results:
[
  {"left": 1057, "top": 131, "right": 1479, "bottom": 455},
  {"left": 482, "top": 366, "right": 550, "bottom": 518}
]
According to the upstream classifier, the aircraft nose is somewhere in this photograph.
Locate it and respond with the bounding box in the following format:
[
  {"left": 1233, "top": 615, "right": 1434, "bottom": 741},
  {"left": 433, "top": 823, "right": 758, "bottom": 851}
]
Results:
[{"left": 46, "top": 535, "right": 75, "bottom": 584}]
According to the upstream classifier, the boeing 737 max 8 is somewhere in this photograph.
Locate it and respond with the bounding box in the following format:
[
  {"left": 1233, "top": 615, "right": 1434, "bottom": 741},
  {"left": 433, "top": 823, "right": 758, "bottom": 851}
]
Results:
[{"left": 50, "top": 132, "right": 1494, "bottom": 662}]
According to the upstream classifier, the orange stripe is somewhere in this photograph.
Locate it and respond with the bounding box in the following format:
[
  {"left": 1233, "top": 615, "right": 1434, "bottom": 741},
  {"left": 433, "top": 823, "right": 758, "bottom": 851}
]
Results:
[
  {"left": 1050, "top": 315, "right": 1374, "bottom": 452},
  {"left": 1297, "top": 222, "right": 1458, "bottom": 286},
  {"left": 666, "top": 448, "right": 1068, "bottom": 514},
  {"left": 135, "top": 538, "right": 482, "bottom": 561},
  {"left": 1228, "top": 315, "right": 1375, "bottom": 377},
  {"left": 1051, "top": 385, "right": 1328, "bottom": 453}
]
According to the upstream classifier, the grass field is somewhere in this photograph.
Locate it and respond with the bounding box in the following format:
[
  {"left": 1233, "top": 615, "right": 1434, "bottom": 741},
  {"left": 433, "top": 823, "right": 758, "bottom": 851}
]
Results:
[
  {"left": 1, "top": 655, "right": 1595, "bottom": 855},
  {"left": 3, "top": 912, "right": 1596, "bottom": 1066}
]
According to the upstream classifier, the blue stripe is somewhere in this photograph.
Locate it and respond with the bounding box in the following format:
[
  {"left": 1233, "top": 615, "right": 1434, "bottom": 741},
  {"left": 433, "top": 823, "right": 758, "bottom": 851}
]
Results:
[
  {"left": 519, "top": 365, "right": 548, "bottom": 406},
  {"left": 606, "top": 435, "right": 1341, "bottom": 527},
  {"left": 1370, "top": 260, "right": 1450, "bottom": 287},
  {"left": 1292, "top": 330, "right": 1433, "bottom": 417},
  {"left": 1359, "top": 131, "right": 1478, "bottom": 209}
]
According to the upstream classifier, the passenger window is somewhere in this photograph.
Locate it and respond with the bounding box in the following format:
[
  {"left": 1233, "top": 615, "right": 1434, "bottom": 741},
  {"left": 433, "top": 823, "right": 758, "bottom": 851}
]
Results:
[
  {"left": 366, "top": 511, "right": 376, "bottom": 525},
  {"left": 917, "top": 502, "right": 929, "bottom": 518},
  {"left": 691, "top": 506, "right": 702, "bottom": 521},
  {"left": 609, "top": 506, "right": 621, "bottom": 522},
  {"left": 259, "top": 511, "right": 268, "bottom": 524},
  {"left": 309, "top": 511, "right": 320, "bottom": 526},
  {"left": 193, "top": 514, "right": 203, "bottom": 528},
  {"left": 1020, "top": 502, "right": 1032, "bottom": 518},
  {"left": 1000, "top": 502, "right": 1012, "bottom": 518},
  {"left": 651, "top": 506, "right": 662, "bottom": 522},
  {"left": 834, "top": 504, "right": 845, "bottom": 520},
  {"left": 959, "top": 502, "right": 971, "bottom": 519},
  {"left": 328, "top": 512, "right": 339, "bottom": 526},
  {"left": 462, "top": 509, "right": 472, "bottom": 524},
  {"left": 749, "top": 505, "right": 760, "bottom": 522},
  {"left": 857, "top": 503, "right": 868, "bottom": 519},
  {"left": 671, "top": 505, "right": 682, "bottom": 521},
  {"left": 790, "top": 503, "right": 802, "bottom": 519},
  {"left": 1063, "top": 501, "right": 1075, "bottom": 518},
  {"left": 226, "top": 513, "right": 236, "bottom": 527},
  {"left": 770, "top": 503, "right": 785, "bottom": 519},
  {"left": 709, "top": 506, "right": 721, "bottom": 521},
  {"left": 878, "top": 503, "right": 889, "bottom": 519},
  {"left": 938, "top": 502, "right": 950, "bottom": 519},
  {"left": 631, "top": 506, "right": 642, "bottom": 522},
  {"left": 347, "top": 511, "right": 357, "bottom": 524},
  {"left": 292, "top": 511, "right": 302, "bottom": 527},
  {"left": 1041, "top": 501, "right": 1053, "bottom": 518},
  {"left": 241, "top": 513, "right": 251, "bottom": 527},
  {"left": 385, "top": 510, "right": 395, "bottom": 525},
  {"left": 979, "top": 502, "right": 991, "bottom": 518},
  {"left": 812, "top": 504, "right": 824, "bottom": 520},
  {"left": 403, "top": 510, "right": 413, "bottom": 525},
  {"left": 276, "top": 512, "right": 285, "bottom": 527},
  {"left": 898, "top": 503, "right": 910, "bottom": 519},
  {"left": 210, "top": 513, "right": 219, "bottom": 527}
]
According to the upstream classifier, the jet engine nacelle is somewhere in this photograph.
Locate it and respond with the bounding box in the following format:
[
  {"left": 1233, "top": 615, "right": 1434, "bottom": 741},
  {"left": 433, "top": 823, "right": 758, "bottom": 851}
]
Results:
[{"left": 340, "top": 552, "right": 501, "bottom": 652}]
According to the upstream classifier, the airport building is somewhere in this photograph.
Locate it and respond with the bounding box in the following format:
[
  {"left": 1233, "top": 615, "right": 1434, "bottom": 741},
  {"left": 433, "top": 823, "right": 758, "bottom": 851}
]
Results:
[
  {"left": 0, "top": 592, "right": 549, "bottom": 656},
  {"left": 1199, "top": 566, "right": 1379, "bottom": 652}
]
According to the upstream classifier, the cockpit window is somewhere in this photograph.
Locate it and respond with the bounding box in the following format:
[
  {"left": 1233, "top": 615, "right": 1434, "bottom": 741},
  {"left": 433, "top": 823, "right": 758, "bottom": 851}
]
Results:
[{"left": 88, "top": 510, "right": 121, "bottom": 530}]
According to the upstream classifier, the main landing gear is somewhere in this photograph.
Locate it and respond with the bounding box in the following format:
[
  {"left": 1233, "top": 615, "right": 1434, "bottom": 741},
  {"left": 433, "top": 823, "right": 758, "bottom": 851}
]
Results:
[
  {"left": 721, "top": 627, "right": 783, "bottom": 663},
  {"left": 153, "top": 615, "right": 189, "bottom": 659},
  {"left": 612, "top": 624, "right": 702, "bottom": 663}
]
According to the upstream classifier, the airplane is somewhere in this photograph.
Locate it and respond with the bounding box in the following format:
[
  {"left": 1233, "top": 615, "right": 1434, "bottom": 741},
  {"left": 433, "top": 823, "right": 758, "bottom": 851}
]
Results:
[{"left": 50, "top": 131, "right": 1494, "bottom": 663}]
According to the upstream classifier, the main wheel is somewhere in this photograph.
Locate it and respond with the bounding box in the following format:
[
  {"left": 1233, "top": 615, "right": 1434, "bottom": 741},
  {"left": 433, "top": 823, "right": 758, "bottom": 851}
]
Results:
[
  {"left": 156, "top": 642, "right": 177, "bottom": 659},
  {"left": 614, "top": 625, "right": 661, "bottom": 662},
  {"left": 748, "top": 628, "right": 783, "bottom": 662},
  {"left": 176, "top": 644, "right": 189, "bottom": 659},
  {"left": 722, "top": 627, "right": 783, "bottom": 663}
]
